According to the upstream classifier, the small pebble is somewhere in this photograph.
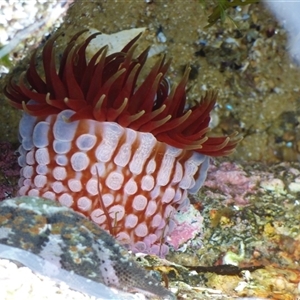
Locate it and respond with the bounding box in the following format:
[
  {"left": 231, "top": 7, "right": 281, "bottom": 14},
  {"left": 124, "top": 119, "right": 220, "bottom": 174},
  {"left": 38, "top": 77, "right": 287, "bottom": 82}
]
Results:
[
  {"left": 260, "top": 178, "right": 286, "bottom": 195},
  {"left": 288, "top": 182, "right": 300, "bottom": 193}
]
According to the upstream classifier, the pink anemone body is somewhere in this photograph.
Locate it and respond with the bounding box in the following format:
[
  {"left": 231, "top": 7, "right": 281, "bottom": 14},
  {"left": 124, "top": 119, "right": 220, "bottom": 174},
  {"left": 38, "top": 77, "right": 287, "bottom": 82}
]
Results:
[{"left": 5, "top": 31, "right": 240, "bottom": 256}]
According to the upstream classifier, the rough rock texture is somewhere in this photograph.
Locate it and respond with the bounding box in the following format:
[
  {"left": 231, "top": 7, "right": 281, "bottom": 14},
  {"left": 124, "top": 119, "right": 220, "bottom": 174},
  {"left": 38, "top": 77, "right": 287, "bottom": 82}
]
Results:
[{"left": 0, "top": 196, "right": 175, "bottom": 300}]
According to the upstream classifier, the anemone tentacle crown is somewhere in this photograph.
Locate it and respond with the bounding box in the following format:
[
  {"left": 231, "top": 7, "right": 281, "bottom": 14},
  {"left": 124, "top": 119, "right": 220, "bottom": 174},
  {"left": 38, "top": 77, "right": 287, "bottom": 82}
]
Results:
[{"left": 4, "top": 30, "right": 241, "bottom": 256}]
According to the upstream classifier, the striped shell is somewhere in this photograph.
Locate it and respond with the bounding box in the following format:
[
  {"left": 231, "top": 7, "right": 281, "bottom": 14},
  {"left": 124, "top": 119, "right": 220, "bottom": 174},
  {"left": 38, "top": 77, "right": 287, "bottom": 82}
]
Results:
[{"left": 5, "top": 31, "right": 241, "bottom": 256}]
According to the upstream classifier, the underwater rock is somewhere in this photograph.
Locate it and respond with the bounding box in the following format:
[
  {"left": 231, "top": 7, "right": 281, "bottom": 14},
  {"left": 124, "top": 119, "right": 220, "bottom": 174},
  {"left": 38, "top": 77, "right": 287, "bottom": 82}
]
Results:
[{"left": 0, "top": 196, "right": 175, "bottom": 300}]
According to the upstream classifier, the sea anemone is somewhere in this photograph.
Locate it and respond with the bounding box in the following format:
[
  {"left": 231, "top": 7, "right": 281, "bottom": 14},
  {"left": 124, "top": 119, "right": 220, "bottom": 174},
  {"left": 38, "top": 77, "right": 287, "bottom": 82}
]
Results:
[{"left": 4, "top": 30, "right": 241, "bottom": 256}]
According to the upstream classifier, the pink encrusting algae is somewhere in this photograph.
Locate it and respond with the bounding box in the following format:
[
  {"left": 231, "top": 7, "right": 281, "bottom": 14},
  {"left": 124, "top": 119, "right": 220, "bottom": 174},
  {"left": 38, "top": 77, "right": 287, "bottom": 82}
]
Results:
[
  {"left": 204, "top": 162, "right": 259, "bottom": 206},
  {"left": 4, "top": 30, "right": 241, "bottom": 256}
]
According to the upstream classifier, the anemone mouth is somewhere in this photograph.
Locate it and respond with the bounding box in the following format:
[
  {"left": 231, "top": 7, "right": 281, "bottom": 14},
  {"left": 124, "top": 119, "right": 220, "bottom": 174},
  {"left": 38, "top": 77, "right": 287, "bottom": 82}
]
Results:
[{"left": 4, "top": 30, "right": 241, "bottom": 156}]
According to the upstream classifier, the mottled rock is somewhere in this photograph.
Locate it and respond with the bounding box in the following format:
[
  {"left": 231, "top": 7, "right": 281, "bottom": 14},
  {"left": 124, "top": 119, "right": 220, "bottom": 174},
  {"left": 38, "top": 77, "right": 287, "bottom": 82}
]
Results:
[{"left": 0, "top": 196, "right": 175, "bottom": 300}]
